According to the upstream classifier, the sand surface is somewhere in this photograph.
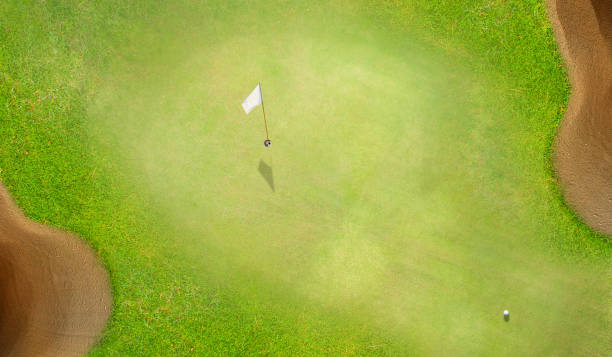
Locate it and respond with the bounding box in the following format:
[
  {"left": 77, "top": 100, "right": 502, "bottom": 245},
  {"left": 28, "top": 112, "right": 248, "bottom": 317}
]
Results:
[
  {"left": 548, "top": 0, "right": 612, "bottom": 235},
  {"left": 0, "top": 183, "right": 111, "bottom": 357}
]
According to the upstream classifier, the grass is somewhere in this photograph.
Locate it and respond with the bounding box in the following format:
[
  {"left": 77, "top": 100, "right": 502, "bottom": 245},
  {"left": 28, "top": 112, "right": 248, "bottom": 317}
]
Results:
[{"left": 1, "top": 0, "right": 610, "bottom": 355}]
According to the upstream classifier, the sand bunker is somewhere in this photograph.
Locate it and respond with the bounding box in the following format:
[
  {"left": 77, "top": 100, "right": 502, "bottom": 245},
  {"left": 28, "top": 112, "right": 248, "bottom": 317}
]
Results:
[
  {"left": 0, "top": 183, "right": 111, "bottom": 356},
  {"left": 548, "top": 0, "right": 612, "bottom": 235}
]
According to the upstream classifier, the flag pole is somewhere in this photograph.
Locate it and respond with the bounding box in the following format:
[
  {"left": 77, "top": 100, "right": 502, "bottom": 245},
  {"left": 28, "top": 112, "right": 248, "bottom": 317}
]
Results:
[{"left": 260, "top": 83, "right": 270, "bottom": 140}]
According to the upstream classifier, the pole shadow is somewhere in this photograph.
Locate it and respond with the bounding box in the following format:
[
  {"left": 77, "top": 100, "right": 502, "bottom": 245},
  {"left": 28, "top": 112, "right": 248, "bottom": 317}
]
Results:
[{"left": 258, "top": 160, "right": 274, "bottom": 192}]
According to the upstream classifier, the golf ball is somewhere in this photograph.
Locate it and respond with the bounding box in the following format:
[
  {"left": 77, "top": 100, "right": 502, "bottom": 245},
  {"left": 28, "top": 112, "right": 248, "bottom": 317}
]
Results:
[{"left": 504, "top": 310, "right": 509, "bottom": 316}]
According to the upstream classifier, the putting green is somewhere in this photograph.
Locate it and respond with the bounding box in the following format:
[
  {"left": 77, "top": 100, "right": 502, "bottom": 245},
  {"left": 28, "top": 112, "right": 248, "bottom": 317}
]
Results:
[
  {"left": 2, "top": 0, "right": 610, "bottom": 355},
  {"left": 85, "top": 2, "right": 610, "bottom": 355}
]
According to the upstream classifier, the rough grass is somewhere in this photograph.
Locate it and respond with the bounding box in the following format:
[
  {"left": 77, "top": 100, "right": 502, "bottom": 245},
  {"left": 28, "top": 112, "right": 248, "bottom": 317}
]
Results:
[{"left": 0, "top": 0, "right": 610, "bottom": 356}]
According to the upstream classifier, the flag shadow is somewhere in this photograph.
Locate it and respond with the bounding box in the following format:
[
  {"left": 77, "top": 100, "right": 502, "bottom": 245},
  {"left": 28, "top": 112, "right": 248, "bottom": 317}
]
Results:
[{"left": 258, "top": 160, "right": 274, "bottom": 192}]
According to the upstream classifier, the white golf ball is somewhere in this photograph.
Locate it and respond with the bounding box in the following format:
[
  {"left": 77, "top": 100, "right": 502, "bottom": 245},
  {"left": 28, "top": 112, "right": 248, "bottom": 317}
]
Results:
[{"left": 504, "top": 310, "right": 509, "bottom": 316}]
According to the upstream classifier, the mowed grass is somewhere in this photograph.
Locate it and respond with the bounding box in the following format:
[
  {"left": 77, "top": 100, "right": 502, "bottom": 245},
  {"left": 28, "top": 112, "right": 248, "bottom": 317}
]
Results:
[{"left": 1, "top": 0, "right": 611, "bottom": 356}]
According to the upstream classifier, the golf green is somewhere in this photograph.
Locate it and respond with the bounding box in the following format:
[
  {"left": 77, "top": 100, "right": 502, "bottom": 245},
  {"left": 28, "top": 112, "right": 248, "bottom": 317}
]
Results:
[{"left": 1, "top": 0, "right": 610, "bottom": 355}]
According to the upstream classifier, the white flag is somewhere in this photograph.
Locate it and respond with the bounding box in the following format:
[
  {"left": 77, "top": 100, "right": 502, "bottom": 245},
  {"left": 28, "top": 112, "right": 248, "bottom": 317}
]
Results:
[{"left": 241, "top": 84, "right": 263, "bottom": 114}]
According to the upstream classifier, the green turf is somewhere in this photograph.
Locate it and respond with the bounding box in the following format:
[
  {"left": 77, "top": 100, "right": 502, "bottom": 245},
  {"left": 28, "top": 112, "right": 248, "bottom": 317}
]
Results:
[{"left": 1, "top": 0, "right": 610, "bottom": 355}]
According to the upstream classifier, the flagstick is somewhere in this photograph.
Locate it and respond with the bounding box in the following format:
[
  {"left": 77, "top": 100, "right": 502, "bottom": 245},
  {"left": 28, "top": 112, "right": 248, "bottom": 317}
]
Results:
[{"left": 260, "top": 83, "right": 270, "bottom": 140}]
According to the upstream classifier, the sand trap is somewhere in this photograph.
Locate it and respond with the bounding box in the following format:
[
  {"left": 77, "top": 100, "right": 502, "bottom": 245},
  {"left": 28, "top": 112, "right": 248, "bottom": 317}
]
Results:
[
  {"left": 0, "top": 183, "right": 111, "bottom": 356},
  {"left": 548, "top": 0, "right": 612, "bottom": 235}
]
